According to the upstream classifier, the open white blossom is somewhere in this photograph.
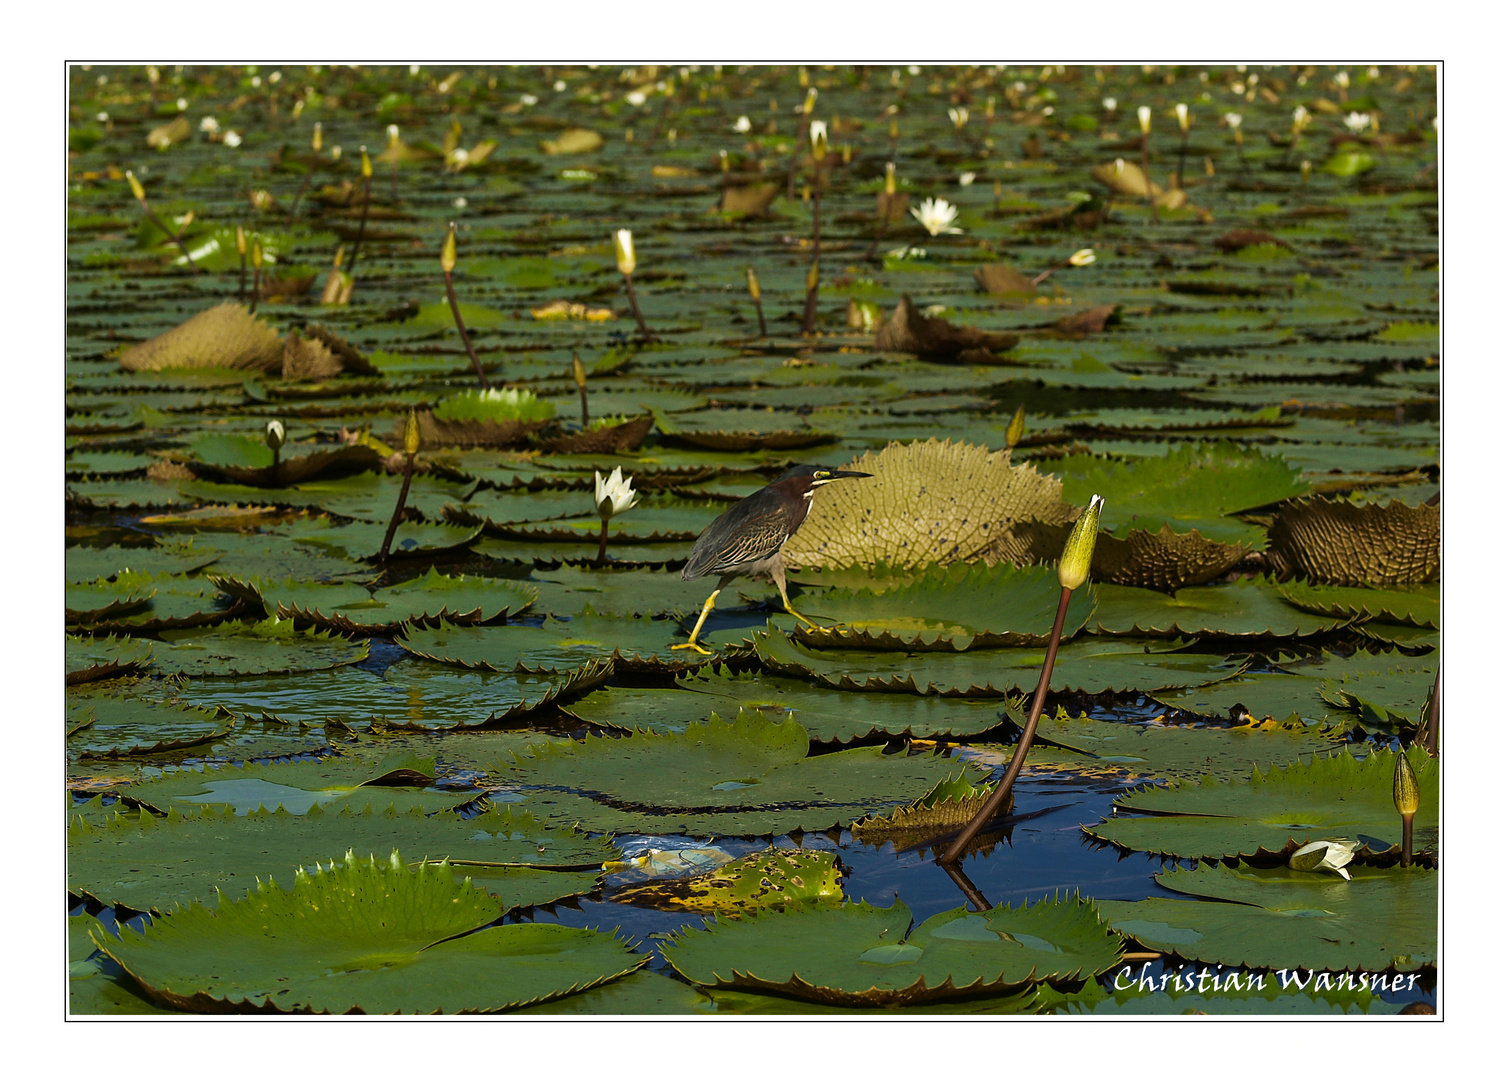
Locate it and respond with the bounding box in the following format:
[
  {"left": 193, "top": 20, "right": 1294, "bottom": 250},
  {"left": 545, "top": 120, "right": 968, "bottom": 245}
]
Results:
[
  {"left": 594, "top": 467, "right": 639, "bottom": 521},
  {"left": 519, "top": 93, "right": 539, "bottom": 106},
  {"left": 199, "top": 116, "right": 220, "bottom": 134},
  {"left": 733, "top": 115, "right": 751, "bottom": 133},
  {"left": 958, "top": 171, "right": 976, "bottom": 186},
  {"left": 626, "top": 90, "right": 647, "bottom": 107},
  {"left": 948, "top": 106, "right": 969, "bottom": 130},
  {"left": 1102, "top": 97, "right": 1117, "bottom": 112},
  {"left": 1343, "top": 111, "right": 1372, "bottom": 134},
  {"left": 1223, "top": 112, "right": 1243, "bottom": 129},
  {"left": 910, "top": 196, "right": 962, "bottom": 237},
  {"left": 1068, "top": 248, "right": 1096, "bottom": 267},
  {"left": 224, "top": 131, "right": 242, "bottom": 148}
]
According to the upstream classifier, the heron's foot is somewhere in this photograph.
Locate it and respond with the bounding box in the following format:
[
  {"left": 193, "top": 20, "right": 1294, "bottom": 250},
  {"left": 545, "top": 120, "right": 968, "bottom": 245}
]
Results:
[
  {"left": 784, "top": 605, "right": 820, "bottom": 632},
  {"left": 671, "top": 640, "right": 715, "bottom": 656}
]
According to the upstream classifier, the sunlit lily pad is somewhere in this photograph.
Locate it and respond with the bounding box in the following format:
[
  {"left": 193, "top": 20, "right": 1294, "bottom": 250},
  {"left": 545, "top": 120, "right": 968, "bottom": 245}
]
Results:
[
  {"left": 612, "top": 848, "right": 842, "bottom": 915},
  {"left": 1278, "top": 580, "right": 1438, "bottom": 628},
  {"left": 224, "top": 568, "right": 537, "bottom": 633},
  {"left": 1089, "top": 578, "right": 1350, "bottom": 639},
  {"left": 150, "top": 617, "right": 368, "bottom": 677},
  {"left": 67, "top": 635, "right": 154, "bottom": 684},
  {"left": 95, "top": 852, "right": 645, "bottom": 1014}
]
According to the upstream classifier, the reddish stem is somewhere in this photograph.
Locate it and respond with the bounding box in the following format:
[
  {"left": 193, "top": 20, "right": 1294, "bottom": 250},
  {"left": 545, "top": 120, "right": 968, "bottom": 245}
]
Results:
[{"left": 444, "top": 268, "right": 490, "bottom": 390}]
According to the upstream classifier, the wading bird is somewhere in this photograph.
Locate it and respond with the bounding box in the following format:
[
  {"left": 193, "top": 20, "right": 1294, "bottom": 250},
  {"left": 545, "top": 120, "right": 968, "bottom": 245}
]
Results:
[{"left": 672, "top": 464, "right": 871, "bottom": 654}]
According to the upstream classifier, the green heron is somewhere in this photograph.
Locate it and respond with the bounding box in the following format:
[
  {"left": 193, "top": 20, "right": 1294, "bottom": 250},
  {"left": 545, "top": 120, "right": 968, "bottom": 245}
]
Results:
[{"left": 672, "top": 464, "right": 871, "bottom": 655}]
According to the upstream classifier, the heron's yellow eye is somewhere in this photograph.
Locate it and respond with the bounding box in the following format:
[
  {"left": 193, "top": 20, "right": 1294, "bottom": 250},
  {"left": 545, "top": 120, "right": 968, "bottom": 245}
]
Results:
[{"left": 815, "top": 470, "right": 830, "bottom": 479}]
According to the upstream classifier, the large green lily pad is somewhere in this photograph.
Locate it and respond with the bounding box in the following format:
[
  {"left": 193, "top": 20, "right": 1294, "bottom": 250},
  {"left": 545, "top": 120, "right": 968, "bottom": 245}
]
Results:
[
  {"left": 1278, "top": 580, "right": 1439, "bottom": 628},
  {"left": 1099, "top": 863, "right": 1436, "bottom": 972},
  {"left": 68, "top": 683, "right": 233, "bottom": 757},
  {"left": 662, "top": 896, "right": 1121, "bottom": 1006},
  {"left": 223, "top": 568, "right": 538, "bottom": 632},
  {"left": 68, "top": 799, "right": 608, "bottom": 913},
  {"left": 1085, "top": 747, "right": 1437, "bottom": 860},
  {"left": 612, "top": 848, "right": 842, "bottom": 915},
  {"left": 1089, "top": 577, "right": 1350, "bottom": 639},
  {"left": 150, "top": 618, "right": 369, "bottom": 677},
  {"left": 95, "top": 852, "right": 645, "bottom": 1014}
]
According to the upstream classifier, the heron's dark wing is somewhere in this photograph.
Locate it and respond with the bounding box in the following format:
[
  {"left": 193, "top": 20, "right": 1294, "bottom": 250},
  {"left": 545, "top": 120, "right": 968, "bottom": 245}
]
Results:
[{"left": 699, "top": 523, "right": 790, "bottom": 576}]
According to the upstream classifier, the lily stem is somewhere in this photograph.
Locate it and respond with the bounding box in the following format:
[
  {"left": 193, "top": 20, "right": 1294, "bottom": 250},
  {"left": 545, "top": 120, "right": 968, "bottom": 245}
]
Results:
[
  {"left": 1401, "top": 812, "right": 1414, "bottom": 868},
  {"left": 940, "top": 586, "right": 1072, "bottom": 864},
  {"left": 377, "top": 448, "right": 417, "bottom": 566},
  {"left": 1141, "top": 133, "right": 1158, "bottom": 223},
  {"left": 443, "top": 267, "right": 490, "bottom": 390},
  {"left": 801, "top": 163, "right": 823, "bottom": 334},
  {"left": 346, "top": 172, "right": 372, "bottom": 277},
  {"left": 624, "top": 273, "right": 654, "bottom": 342},
  {"left": 596, "top": 520, "right": 609, "bottom": 565}
]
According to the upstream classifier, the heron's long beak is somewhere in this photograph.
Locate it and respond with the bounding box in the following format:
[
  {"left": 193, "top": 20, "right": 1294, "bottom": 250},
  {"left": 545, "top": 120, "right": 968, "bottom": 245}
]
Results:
[{"left": 812, "top": 470, "right": 873, "bottom": 486}]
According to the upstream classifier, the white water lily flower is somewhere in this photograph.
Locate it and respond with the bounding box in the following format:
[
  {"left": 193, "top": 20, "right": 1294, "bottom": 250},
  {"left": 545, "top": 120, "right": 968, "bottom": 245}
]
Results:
[
  {"left": 554, "top": 79, "right": 567, "bottom": 92},
  {"left": 1068, "top": 248, "right": 1096, "bottom": 267},
  {"left": 264, "top": 419, "right": 285, "bottom": 452},
  {"left": 1102, "top": 97, "right": 1117, "bottom": 112},
  {"left": 223, "top": 131, "right": 242, "bottom": 148},
  {"left": 387, "top": 123, "right": 400, "bottom": 145},
  {"left": 948, "top": 106, "right": 969, "bottom": 130},
  {"left": 1137, "top": 105, "right": 1151, "bottom": 134},
  {"left": 1343, "top": 111, "right": 1372, "bottom": 134},
  {"left": 958, "top": 171, "right": 976, "bottom": 186},
  {"left": 519, "top": 93, "right": 538, "bottom": 106},
  {"left": 625, "top": 90, "right": 647, "bottom": 107},
  {"left": 199, "top": 116, "right": 220, "bottom": 134},
  {"left": 1292, "top": 105, "right": 1310, "bottom": 129},
  {"left": 594, "top": 467, "right": 639, "bottom": 521},
  {"left": 733, "top": 115, "right": 751, "bottom": 133},
  {"left": 453, "top": 196, "right": 468, "bottom": 209},
  {"left": 1289, "top": 839, "right": 1360, "bottom": 880},
  {"left": 910, "top": 196, "right": 962, "bottom": 237},
  {"left": 613, "top": 229, "right": 635, "bottom": 276},
  {"left": 1223, "top": 112, "right": 1243, "bottom": 129}
]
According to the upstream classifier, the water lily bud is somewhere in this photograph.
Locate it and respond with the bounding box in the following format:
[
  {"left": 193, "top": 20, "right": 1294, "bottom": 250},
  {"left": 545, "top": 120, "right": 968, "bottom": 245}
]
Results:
[
  {"left": 178, "top": 210, "right": 195, "bottom": 229},
  {"left": 948, "top": 106, "right": 969, "bottom": 131},
  {"left": 889, "top": 118, "right": 899, "bottom": 141},
  {"left": 1005, "top": 404, "right": 1026, "bottom": 449},
  {"left": 1289, "top": 839, "right": 1359, "bottom": 880},
  {"left": 572, "top": 352, "right": 588, "bottom": 390},
  {"left": 614, "top": 229, "right": 636, "bottom": 276},
  {"left": 1291, "top": 105, "right": 1310, "bottom": 132},
  {"left": 719, "top": 149, "right": 729, "bottom": 173},
  {"left": 1137, "top": 105, "right": 1152, "bottom": 135},
  {"left": 1301, "top": 159, "right": 1312, "bottom": 183},
  {"left": 798, "top": 66, "right": 809, "bottom": 89},
  {"left": 387, "top": 123, "right": 400, "bottom": 148},
  {"left": 746, "top": 265, "right": 761, "bottom": 301},
  {"left": 1069, "top": 248, "right": 1096, "bottom": 267},
  {"left": 1058, "top": 494, "right": 1103, "bottom": 590},
  {"left": 594, "top": 466, "right": 639, "bottom": 520},
  {"left": 985, "top": 96, "right": 996, "bottom": 121},
  {"left": 403, "top": 410, "right": 420, "bottom": 457},
  {"left": 360, "top": 146, "right": 372, "bottom": 179},
  {"left": 250, "top": 239, "right": 263, "bottom": 269},
  {"left": 803, "top": 87, "right": 817, "bottom": 115},
  {"left": 884, "top": 161, "right": 896, "bottom": 196},
  {"left": 264, "top": 419, "right": 285, "bottom": 452},
  {"left": 312, "top": 121, "right": 322, "bottom": 152},
  {"left": 235, "top": 223, "right": 247, "bottom": 255},
  {"left": 809, "top": 120, "right": 828, "bottom": 162},
  {"left": 806, "top": 260, "right": 820, "bottom": 291},
  {"left": 126, "top": 170, "right": 146, "bottom": 202},
  {"left": 440, "top": 223, "right": 457, "bottom": 275},
  {"left": 1393, "top": 752, "right": 1419, "bottom": 816},
  {"left": 1175, "top": 102, "right": 1189, "bottom": 133}
]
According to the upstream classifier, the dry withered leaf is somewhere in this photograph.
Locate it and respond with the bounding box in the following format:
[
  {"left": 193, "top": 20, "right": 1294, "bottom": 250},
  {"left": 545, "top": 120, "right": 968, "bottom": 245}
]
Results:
[
  {"left": 118, "top": 302, "right": 283, "bottom": 373},
  {"left": 257, "top": 273, "right": 318, "bottom": 301},
  {"left": 540, "top": 128, "right": 604, "bottom": 155},
  {"left": 145, "top": 115, "right": 191, "bottom": 150},
  {"left": 533, "top": 415, "right": 655, "bottom": 454},
  {"left": 874, "top": 295, "right": 1020, "bottom": 361},
  {"left": 190, "top": 444, "right": 386, "bottom": 488},
  {"left": 403, "top": 411, "right": 550, "bottom": 450},
  {"left": 1265, "top": 497, "right": 1440, "bottom": 586},
  {"left": 1052, "top": 304, "right": 1120, "bottom": 337},
  {"left": 974, "top": 264, "right": 1038, "bottom": 295},
  {"left": 1214, "top": 229, "right": 1293, "bottom": 253},
  {"left": 718, "top": 182, "right": 780, "bottom": 216},
  {"left": 1092, "top": 160, "right": 1163, "bottom": 197}
]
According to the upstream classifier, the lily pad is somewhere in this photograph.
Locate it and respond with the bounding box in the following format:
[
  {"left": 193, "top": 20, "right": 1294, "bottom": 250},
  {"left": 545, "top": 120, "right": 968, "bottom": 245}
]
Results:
[
  {"left": 1265, "top": 497, "right": 1440, "bottom": 585},
  {"left": 226, "top": 569, "right": 537, "bottom": 633},
  {"left": 1278, "top": 580, "right": 1439, "bottom": 628},
  {"left": 1089, "top": 578, "right": 1350, "bottom": 639},
  {"left": 1085, "top": 747, "right": 1437, "bottom": 860},
  {"left": 66, "top": 635, "right": 154, "bottom": 684},
  {"left": 95, "top": 852, "right": 645, "bottom": 1014},
  {"left": 612, "top": 848, "right": 842, "bottom": 915},
  {"left": 1099, "top": 863, "right": 1436, "bottom": 972},
  {"left": 662, "top": 896, "right": 1121, "bottom": 1006},
  {"left": 150, "top": 618, "right": 368, "bottom": 677}
]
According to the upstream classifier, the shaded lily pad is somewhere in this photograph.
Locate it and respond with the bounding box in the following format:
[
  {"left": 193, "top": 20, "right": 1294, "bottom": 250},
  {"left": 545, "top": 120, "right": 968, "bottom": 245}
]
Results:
[
  {"left": 68, "top": 571, "right": 237, "bottom": 632},
  {"left": 1089, "top": 578, "right": 1350, "bottom": 639},
  {"left": 1085, "top": 747, "right": 1437, "bottom": 860},
  {"left": 67, "top": 635, "right": 154, "bottom": 684},
  {"left": 151, "top": 618, "right": 368, "bottom": 677},
  {"left": 68, "top": 684, "right": 233, "bottom": 758},
  {"left": 1099, "top": 863, "right": 1435, "bottom": 972},
  {"left": 1264, "top": 497, "right": 1440, "bottom": 585},
  {"left": 225, "top": 569, "right": 537, "bottom": 633},
  {"left": 662, "top": 896, "right": 1121, "bottom": 1006},
  {"left": 755, "top": 627, "right": 1241, "bottom": 696},
  {"left": 1278, "top": 580, "right": 1439, "bottom": 628},
  {"left": 95, "top": 852, "right": 645, "bottom": 1014}
]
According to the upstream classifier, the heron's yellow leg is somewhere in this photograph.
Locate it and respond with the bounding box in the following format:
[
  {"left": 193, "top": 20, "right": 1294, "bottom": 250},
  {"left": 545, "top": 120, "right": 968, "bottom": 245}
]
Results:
[
  {"left": 671, "top": 588, "right": 721, "bottom": 654},
  {"left": 774, "top": 573, "right": 819, "bottom": 631}
]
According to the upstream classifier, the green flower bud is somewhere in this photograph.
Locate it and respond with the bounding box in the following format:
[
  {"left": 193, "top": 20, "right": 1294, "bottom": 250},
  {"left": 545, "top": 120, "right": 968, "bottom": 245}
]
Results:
[
  {"left": 1393, "top": 751, "right": 1419, "bottom": 817},
  {"left": 440, "top": 223, "right": 457, "bottom": 275},
  {"left": 403, "top": 410, "right": 420, "bottom": 457},
  {"left": 1005, "top": 404, "right": 1026, "bottom": 449},
  {"left": 1058, "top": 494, "right": 1103, "bottom": 590}
]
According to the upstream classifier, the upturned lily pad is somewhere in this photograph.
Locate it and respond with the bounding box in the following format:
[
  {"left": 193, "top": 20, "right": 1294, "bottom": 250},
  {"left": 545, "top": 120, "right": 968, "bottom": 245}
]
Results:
[
  {"left": 68, "top": 800, "right": 609, "bottom": 913},
  {"left": 1278, "top": 580, "right": 1439, "bottom": 628},
  {"left": 1089, "top": 578, "right": 1350, "bottom": 639},
  {"left": 875, "top": 295, "right": 1021, "bottom": 361},
  {"left": 985, "top": 522, "right": 1250, "bottom": 594},
  {"left": 150, "top": 618, "right": 367, "bottom": 677},
  {"left": 566, "top": 670, "right": 1014, "bottom": 742},
  {"left": 70, "top": 915, "right": 182, "bottom": 1016},
  {"left": 95, "top": 852, "right": 645, "bottom": 1014},
  {"left": 1050, "top": 442, "right": 1310, "bottom": 545},
  {"left": 783, "top": 439, "right": 1074, "bottom": 570},
  {"left": 500, "top": 711, "right": 976, "bottom": 821},
  {"left": 118, "top": 302, "right": 283, "bottom": 373},
  {"left": 399, "top": 607, "right": 737, "bottom": 674},
  {"left": 67, "top": 635, "right": 154, "bottom": 684},
  {"left": 755, "top": 627, "right": 1240, "bottom": 696},
  {"left": 612, "top": 848, "right": 842, "bottom": 914},
  {"left": 1085, "top": 747, "right": 1437, "bottom": 861},
  {"left": 68, "top": 684, "right": 233, "bottom": 757},
  {"left": 793, "top": 562, "right": 1097, "bottom": 650},
  {"left": 67, "top": 571, "right": 236, "bottom": 632},
  {"left": 226, "top": 569, "right": 537, "bottom": 633},
  {"left": 1099, "top": 863, "right": 1436, "bottom": 972},
  {"left": 1026, "top": 707, "right": 1347, "bottom": 781},
  {"left": 662, "top": 895, "right": 1121, "bottom": 1006},
  {"left": 1264, "top": 497, "right": 1440, "bottom": 585}
]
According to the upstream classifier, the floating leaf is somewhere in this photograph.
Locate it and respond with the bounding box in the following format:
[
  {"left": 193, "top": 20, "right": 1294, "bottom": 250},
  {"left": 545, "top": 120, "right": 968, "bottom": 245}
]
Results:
[
  {"left": 150, "top": 618, "right": 367, "bottom": 677},
  {"left": 1265, "top": 497, "right": 1440, "bottom": 585},
  {"left": 1279, "top": 581, "right": 1438, "bottom": 628},
  {"left": 1089, "top": 577, "right": 1350, "bottom": 639},
  {"left": 613, "top": 848, "right": 842, "bottom": 914},
  {"left": 95, "top": 852, "right": 644, "bottom": 1014},
  {"left": 986, "top": 521, "right": 1250, "bottom": 594},
  {"left": 66, "top": 634, "right": 154, "bottom": 684},
  {"left": 118, "top": 302, "right": 283, "bottom": 373}
]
